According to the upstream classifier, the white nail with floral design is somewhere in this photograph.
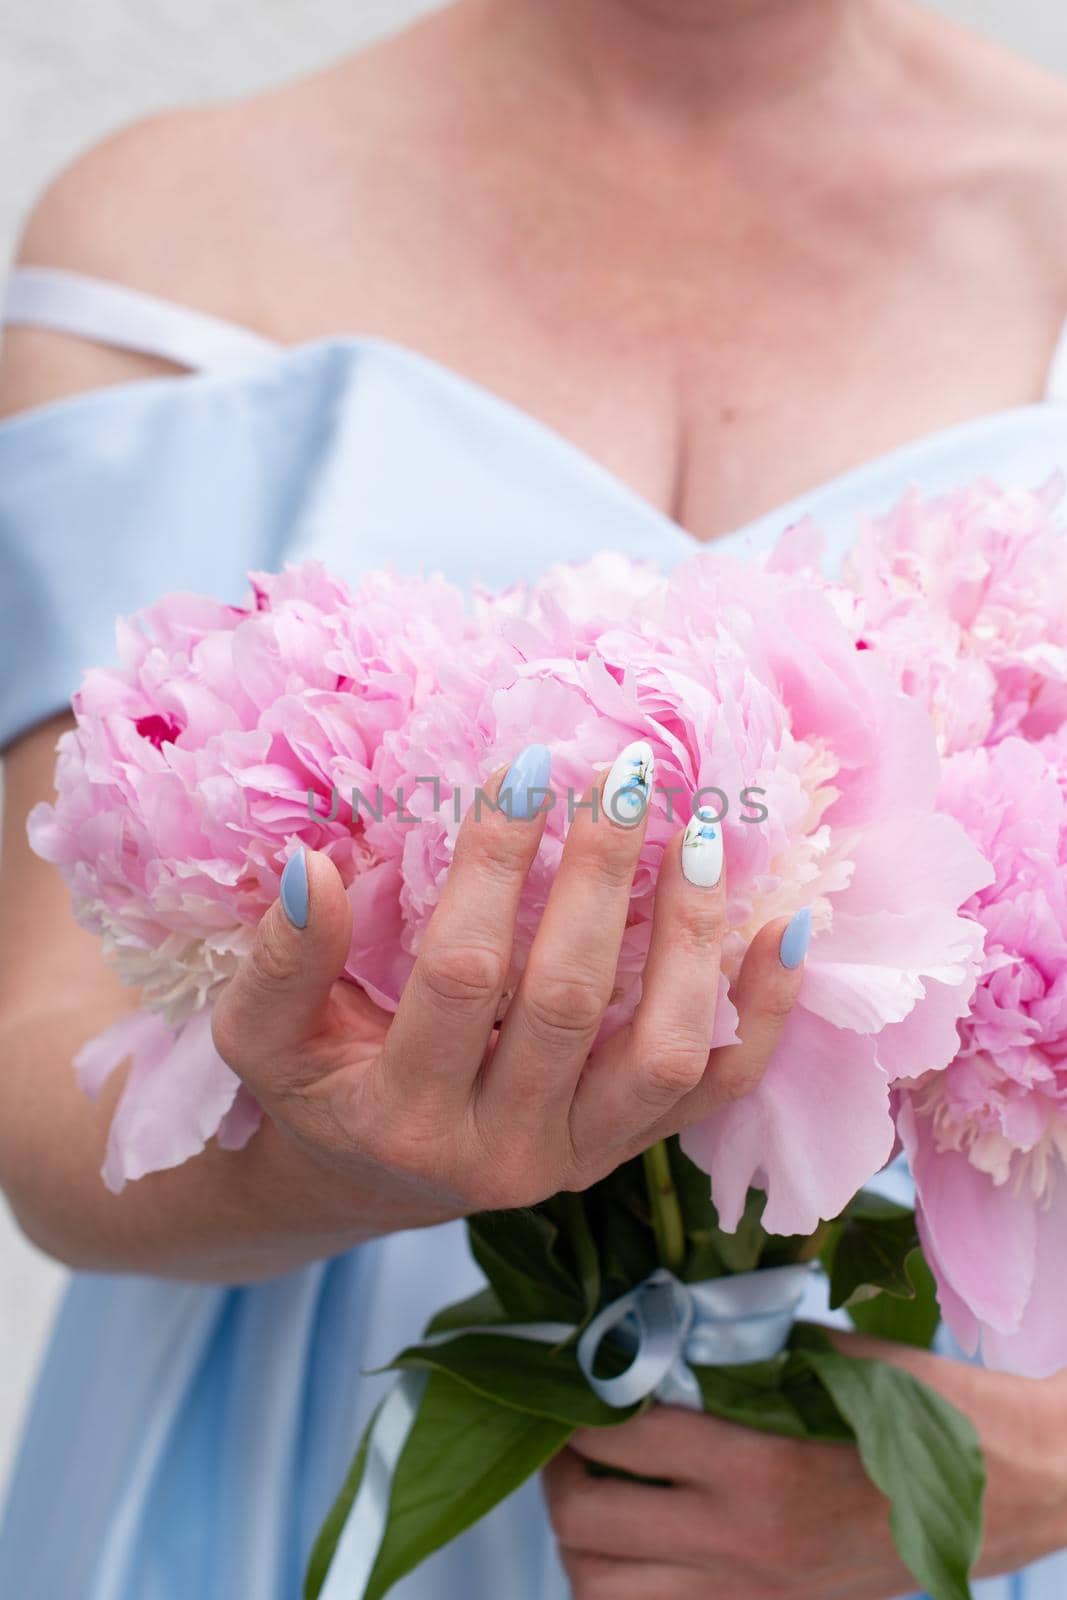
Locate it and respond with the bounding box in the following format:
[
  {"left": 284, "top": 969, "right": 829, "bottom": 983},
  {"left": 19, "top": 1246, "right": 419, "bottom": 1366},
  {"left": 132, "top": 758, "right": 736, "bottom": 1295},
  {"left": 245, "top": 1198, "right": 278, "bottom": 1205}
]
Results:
[
  {"left": 602, "top": 740, "right": 655, "bottom": 828},
  {"left": 681, "top": 806, "right": 724, "bottom": 888}
]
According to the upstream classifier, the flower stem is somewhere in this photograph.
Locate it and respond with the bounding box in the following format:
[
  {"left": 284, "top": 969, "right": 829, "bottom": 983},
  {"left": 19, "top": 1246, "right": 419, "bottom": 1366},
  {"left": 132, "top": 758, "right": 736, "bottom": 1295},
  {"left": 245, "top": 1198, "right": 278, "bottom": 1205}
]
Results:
[
  {"left": 795, "top": 1220, "right": 833, "bottom": 1264},
  {"left": 642, "top": 1140, "right": 686, "bottom": 1274}
]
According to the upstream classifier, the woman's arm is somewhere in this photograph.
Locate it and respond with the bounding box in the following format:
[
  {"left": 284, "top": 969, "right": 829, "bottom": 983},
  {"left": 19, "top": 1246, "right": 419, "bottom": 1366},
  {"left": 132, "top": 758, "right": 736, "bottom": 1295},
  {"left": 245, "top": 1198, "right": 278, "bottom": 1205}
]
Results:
[
  {"left": 0, "top": 147, "right": 387, "bottom": 1278},
  {"left": 543, "top": 1332, "right": 1067, "bottom": 1598},
  {"left": 1, "top": 707, "right": 806, "bottom": 1283},
  {"left": 0, "top": 715, "right": 387, "bottom": 1280}
]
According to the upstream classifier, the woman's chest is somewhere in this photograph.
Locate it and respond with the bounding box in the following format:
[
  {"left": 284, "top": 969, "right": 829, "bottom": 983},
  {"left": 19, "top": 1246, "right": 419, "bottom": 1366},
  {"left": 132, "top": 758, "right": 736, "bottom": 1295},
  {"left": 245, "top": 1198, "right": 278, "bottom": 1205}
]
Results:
[{"left": 252, "top": 146, "right": 1067, "bottom": 545}]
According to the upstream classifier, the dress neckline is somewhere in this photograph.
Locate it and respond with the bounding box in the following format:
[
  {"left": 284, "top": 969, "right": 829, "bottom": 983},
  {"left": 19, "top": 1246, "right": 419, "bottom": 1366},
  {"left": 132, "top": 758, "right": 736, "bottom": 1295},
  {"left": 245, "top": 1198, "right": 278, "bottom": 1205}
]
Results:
[
  {"left": 336, "top": 332, "right": 1067, "bottom": 557},
  {"left": 3, "top": 266, "right": 1067, "bottom": 558}
]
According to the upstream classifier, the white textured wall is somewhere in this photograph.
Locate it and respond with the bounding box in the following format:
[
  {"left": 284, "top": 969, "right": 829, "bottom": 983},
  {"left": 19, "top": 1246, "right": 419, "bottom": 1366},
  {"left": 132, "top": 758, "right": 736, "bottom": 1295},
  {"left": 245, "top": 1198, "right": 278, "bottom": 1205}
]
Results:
[
  {"left": 0, "top": 0, "right": 1063, "bottom": 1511},
  {"left": 0, "top": 1, "right": 446, "bottom": 265}
]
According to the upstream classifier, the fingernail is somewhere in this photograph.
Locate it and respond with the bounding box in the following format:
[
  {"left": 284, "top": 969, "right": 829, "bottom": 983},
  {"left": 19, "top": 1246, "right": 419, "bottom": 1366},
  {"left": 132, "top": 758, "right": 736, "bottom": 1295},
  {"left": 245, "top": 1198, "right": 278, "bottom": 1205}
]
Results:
[
  {"left": 500, "top": 743, "right": 553, "bottom": 820},
  {"left": 779, "top": 907, "right": 812, "bottom": 970},
  {"left": 280, "top": 849, "right": 309, "bottom": 929},
  {"left": 681, "top": 807, "right": 724, "bottom": 888},
  {"left": 603, "top": 739, "right": 655, "bottom": 828}
]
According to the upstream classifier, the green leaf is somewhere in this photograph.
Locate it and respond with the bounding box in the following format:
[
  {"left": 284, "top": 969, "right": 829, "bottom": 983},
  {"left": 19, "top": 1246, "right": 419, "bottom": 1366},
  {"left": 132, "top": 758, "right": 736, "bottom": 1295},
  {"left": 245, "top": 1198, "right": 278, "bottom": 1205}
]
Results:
[
  {"left": 847, "top": 1250, "right": 941, "bottom": 1350},
  {"left": 697, "top": 1187, "right": 769, "bottom": 1276},
  {"left": 803, "top": 1348, "right": 985, "bottom": 1600},
  {"left": 666, "top": 1145, "right": 812, "bottom": 1277},
  {"left": 467, "top": 1207, "right": 586, "bottom": 1323},
  {"left": 828, "top": 1192, "right": 925, "bottom": 1309},
  {"left": 392, "top": 1331, "right": 641, "bottom": 1429},
  {"left": 425, "top": 1286, "right": 509, "bottom": 1335},
  {"left": 693, "top": 1341, "right": 854, "bottom": 1443},
  {"left": 306, "top": 1371, "right": 570, "bottom": 1600},
  {"left": 305, "top": 1401, "right": 379, "bottom": 1598},
  {"left": 665, "top": 1139, "right": 719, "bottom": 1233},
  {"left": 367, "top": 1373, "right": 570, "bottom": 1600},
  {"left": 694, "top": 1354, "right": 814, "bottom": 1437},
  {"left": 585, "top": 1159, "right": 661, "bottom": 1300},
  {"left": 552, "top": 1191, "right": 601, "bottom": 1318}
]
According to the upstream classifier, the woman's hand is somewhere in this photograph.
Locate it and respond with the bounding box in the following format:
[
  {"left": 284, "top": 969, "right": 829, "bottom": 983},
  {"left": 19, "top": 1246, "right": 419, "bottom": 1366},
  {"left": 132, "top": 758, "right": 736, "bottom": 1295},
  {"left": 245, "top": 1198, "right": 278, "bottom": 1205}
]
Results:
[
  {"left": 1, "top": 726, "right": 803, "bottom": 1281},
  {"left": 542, "top": 1332, "right": 1067, "bottom": 1599},
  {"left": 211, "top": 743, "right": 807, "bottom": 1241}
]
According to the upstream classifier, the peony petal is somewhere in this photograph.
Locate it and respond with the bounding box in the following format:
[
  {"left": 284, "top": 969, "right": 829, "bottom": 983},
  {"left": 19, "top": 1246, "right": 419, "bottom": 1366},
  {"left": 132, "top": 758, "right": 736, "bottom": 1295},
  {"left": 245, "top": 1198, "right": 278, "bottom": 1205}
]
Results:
[
  {"left": 803, "top": 910, "right": 982, "bottom": 1035},
  {"left": 343, "top": 859, "right": 412, "bottom": 1012},
  {"left": 874, "top": 972, "right": 977, "bottom": 1082},
  {"left": 899, "top": 1097, "right": 1036, "bottom": 1337},
  {"left": 216, "top": 1084, "right": 264, "bottom": 1151},
  {"left": 681, "top": 1008, "right": 894, "bottom": 1237},
  {"left": 833, "top": 811, "right": 993, "bottom": 922},
  {"left": 101, "top": 1007, "right": 242, "bottom": 1192},
  {"left": 978, "top": 1181, "right": 1067, "bottom": 1376},
  {"left": 73, "top": 1009, "right": 176, "bottom": 1099},
  {"left": 914, "top": 1202, "right": 981, "bottom": 1359}
]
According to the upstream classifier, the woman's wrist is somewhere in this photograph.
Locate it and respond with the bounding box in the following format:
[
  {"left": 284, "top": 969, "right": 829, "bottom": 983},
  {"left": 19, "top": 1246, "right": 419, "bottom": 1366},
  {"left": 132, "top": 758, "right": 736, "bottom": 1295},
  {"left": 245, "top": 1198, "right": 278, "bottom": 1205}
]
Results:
[
  {"left": 906, "top": 1353, "right": 1067, "bottom": 1579},
  {"left": 827, "top": 1333, "right": 1067, "bottom": 1580},
  {"left": 229, "top": 1111, "right": 458, "bottom": 1274},
  {"left": 979, "top": 1368, "right": 1067, "bottom": 1574}
]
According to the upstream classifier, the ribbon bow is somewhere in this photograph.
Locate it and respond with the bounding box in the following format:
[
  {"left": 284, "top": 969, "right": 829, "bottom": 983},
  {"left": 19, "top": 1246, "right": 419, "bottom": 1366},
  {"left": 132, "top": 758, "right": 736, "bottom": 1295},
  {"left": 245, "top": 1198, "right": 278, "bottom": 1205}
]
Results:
[
  {"left": 576, "top": 1263, "right": 813, "bottom": 1411},
  {"left": 318, "top": 1262, "right": 812, "bottom": 1599}
]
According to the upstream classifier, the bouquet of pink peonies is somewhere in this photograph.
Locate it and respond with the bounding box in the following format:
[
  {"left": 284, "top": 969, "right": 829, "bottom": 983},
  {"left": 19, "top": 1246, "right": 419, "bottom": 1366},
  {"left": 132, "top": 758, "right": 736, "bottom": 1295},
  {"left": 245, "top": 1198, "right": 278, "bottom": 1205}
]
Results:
[
  {"left": 831, "top": 478, "right": 1067, "bottom": 1378},
  {"left": 27, "top": 480, "right": 1067, "bottom": 1599}
]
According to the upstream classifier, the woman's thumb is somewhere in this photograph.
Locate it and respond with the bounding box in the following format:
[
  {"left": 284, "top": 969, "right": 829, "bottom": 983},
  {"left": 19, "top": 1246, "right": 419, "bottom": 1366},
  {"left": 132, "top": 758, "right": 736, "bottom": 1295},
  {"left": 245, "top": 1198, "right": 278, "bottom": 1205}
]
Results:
[{"left": 211, "top": 848, "right": 353, "bottom": 1085}]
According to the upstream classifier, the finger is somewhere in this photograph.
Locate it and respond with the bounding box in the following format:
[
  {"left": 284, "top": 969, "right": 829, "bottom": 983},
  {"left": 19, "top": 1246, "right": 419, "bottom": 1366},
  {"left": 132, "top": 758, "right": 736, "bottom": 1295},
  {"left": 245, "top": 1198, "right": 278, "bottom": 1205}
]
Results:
[
  {"left": 572, "top": 813, "right": 726, "bottom": 1150},
  {"left": 825, "top": 1326, "right": 953, "bottom": 1385},
  {"left": 374, "top": 747, "right": 551, "bottom": 1112},
  {"left": 542, "top": 1443, "right": 594, "bottom": 1508},
  {"left": 559, "top": 1552, "right": 701, "bottom": 1600},
  {"left": 543, "top": 1446, "right": 709, "bottom": 1568},
  {"left": 486, "top": 740, "right": 655, "bottom": 1120},
  {"left": 652, "top": 906, "right": 811, "bottom": 1135},
  {"left": 569, "top": 1407, "right": 781, "bottom": 1487},
  {"left": 211, "top": 847, "right": 353, "bottom": 1093},
  {"left": 568, "top": 1412, "right": 704, "bottom": 1482}
]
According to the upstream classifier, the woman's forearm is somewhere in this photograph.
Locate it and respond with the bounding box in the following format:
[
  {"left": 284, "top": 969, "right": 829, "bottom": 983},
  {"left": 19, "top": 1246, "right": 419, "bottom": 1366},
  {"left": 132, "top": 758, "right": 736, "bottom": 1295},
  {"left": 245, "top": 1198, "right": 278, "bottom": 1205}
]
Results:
[
  {"left": 0, "top": 719, "right": 385, "bottom": 1281},
  {"left": 940, "top": 1361, "right": 1067, "bottom": 1579},
  {"left": 0, "top": 1002, "right": 402, "bottom": 1283}
]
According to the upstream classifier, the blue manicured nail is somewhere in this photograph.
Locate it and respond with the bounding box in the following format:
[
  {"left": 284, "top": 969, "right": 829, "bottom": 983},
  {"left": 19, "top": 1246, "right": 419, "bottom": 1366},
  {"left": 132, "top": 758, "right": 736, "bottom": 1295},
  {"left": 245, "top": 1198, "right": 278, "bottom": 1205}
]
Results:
[
  {"left": 280, "top": 849, "right": 310, "bottom": 929},
  {"left": 779, "top": 907, "right": 812, "bottom": 970},
  {"left": 500, "top": 744, "right": 552, "bottom": 820}
]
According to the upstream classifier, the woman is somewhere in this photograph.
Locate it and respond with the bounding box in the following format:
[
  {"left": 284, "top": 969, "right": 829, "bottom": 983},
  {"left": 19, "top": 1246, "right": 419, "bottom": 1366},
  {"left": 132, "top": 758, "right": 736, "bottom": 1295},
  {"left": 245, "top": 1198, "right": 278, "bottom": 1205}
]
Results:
[{"left": 1, "top": 0, "right": 1067, "bottom": 1595}]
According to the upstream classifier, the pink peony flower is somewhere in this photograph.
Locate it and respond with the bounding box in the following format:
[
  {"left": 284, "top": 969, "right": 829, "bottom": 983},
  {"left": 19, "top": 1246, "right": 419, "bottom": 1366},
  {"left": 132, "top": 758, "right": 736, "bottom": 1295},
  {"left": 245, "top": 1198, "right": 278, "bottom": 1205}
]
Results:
[
  {"left": 896, "top": 730, "right": 1067, "bottom": 1376},
  {"left": 28, "top": 562, "right": 477, "bottom": 1187},
  {"left": 32, "top": 547, "right": 989, "bottom": 1229},
  {"left": 842, "top": 477, "right": 1067, "bottom": 754},
  {"left": 348, "top": 551, "right": 990, "bottom": 1236}
]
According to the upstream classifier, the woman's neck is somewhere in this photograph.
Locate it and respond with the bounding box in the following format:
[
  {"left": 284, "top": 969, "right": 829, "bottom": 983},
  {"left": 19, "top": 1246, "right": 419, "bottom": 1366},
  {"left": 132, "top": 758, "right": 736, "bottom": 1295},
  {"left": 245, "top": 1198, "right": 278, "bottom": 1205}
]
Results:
[{"left": 473, "top": 0, "right": 886, "bottom": 132}]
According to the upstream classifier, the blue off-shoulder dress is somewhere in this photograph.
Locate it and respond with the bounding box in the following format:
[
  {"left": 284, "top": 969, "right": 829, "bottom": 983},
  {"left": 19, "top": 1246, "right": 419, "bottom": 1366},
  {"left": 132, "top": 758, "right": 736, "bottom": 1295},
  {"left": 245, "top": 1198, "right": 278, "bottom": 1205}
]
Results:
[{"left": 2, "top": 267, "right": 1067, "bottom": 1600}]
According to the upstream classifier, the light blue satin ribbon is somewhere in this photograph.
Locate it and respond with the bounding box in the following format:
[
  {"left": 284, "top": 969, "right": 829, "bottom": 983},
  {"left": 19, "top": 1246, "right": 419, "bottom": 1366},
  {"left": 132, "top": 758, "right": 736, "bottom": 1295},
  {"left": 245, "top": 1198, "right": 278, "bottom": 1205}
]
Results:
[
  {"left": 576, "top": 1263, "right": 813, "bottom": 1411},
  {"left": 317, "top": 1264, "right": 812, "bottom": 1600}
]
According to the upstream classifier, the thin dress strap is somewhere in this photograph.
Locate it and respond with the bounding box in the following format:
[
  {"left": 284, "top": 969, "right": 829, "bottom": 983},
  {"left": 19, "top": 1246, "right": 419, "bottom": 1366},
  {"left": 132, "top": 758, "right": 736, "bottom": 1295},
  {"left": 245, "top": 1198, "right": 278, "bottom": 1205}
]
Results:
[
  {"left": 1046, "top": 312, "right": 1067, "bottom": 405},
  {"left": 1, "top": 265, "right": 281, "bottom": 374}
]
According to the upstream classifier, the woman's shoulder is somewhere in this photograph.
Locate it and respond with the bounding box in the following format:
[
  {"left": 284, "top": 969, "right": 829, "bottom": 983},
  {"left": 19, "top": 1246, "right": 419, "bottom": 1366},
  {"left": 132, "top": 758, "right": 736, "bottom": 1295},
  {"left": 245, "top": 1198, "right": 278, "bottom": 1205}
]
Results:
[
  {"left": 0, "top": 14, "right": 453, "bottom": 416},
  {"left": 912, "top": 9, "right": 1067, "bottom": 189},
  {"left": 885, "top": 7, "right": 1067, "bottom": 309},
  {"left": 0, "top": 102, "right": 278, "bottom": 416},
  {"left": 15, "top": 44, "right": 419, "bottom": 268}
]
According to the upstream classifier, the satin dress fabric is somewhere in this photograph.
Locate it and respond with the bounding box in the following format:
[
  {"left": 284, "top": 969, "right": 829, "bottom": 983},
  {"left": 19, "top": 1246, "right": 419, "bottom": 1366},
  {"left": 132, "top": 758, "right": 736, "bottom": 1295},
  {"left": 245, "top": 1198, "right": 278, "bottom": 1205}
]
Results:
[{"left": 2, "top": 333, "right": 1066, "bottom": 1600}]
